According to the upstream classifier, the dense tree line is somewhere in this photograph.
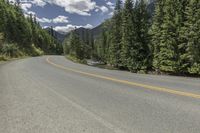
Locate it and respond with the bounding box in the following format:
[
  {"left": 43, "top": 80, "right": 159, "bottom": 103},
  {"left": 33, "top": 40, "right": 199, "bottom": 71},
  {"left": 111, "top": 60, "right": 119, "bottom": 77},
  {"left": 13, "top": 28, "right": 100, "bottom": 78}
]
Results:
[
  {"left": 151, "top": 0, "right": 200, "bottom": 74},
  {"left": 0, "top": 0, "right": 62, "bottom": 58},
  {"left": 64, "top": 0, "right": 200, "bottom": 75},
  {"left": 63, "top": 28, "right": 94, "bottom": 60}
]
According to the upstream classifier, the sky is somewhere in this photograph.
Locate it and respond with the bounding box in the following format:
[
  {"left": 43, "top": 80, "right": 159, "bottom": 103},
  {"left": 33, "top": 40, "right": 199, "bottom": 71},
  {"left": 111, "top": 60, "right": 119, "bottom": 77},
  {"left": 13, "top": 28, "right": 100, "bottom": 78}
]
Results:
[{"left": 12, "top": 0, "right": 121, "bottom": 34}]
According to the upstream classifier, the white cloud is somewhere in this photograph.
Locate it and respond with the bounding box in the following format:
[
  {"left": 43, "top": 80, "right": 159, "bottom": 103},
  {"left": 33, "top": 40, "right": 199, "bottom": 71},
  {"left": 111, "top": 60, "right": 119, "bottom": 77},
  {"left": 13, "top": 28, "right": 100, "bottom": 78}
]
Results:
[
  {"left": 108, "top": 11, "right": 114, "bottom": 16},
  {"left": 84, "top": 24, "right": 93, "bottom": 29},
  {"left": 106, "top": 1, "right": 114, "bottom": 6},
  {"left": 27, "top": 11, "right": 36, "bottom": 15},
  {"left": 19, "top": 0, "right": 113, "bottom": 16},
  {"left": 95, "top": 8, "right": 99, "bottom": 12},
  {"left": 31, "top": 0, "right": 46, "bottom": 7},
  {"left": 36, "top": 15, "right": 69, "bottom": 24},
  {"left": 99, "top": 6, "right": 109, "bottom": 13},
  {"left": 37, "top": 17, "right": 52, "bottom": 23},
  {"left": 20, "top": 3, "right": 32, "bottom": 11},
  {"left": 106, "top": 1, "right": 115, "bottom": 10},
  {"left": 42, "top": 26, "right": 49, "bottom": 29},
  {"left": 52, "top": 15, "right": 69, "bottom": 23},
  {"left": 17, "top": 0, "right": 114, "bottom": 16},
  {"left": 54, "top": 24, "right": 93, "bottom": 33},
  {"left": 30, "top": 0, "right": 97, "bottom": 16}
]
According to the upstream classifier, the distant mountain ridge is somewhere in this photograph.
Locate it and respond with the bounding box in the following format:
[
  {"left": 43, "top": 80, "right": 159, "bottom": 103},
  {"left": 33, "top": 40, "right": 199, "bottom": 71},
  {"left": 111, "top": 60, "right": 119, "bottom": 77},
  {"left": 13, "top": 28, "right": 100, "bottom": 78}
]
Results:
[
  {"left": 45, "top": 27, "right": 66, "bottom": 42},
  {"left": 63, "top": 24, "right": 103, "bottom": 42},
  {"left": 62, "top": 0, "right": 155, "bottom": 43}
]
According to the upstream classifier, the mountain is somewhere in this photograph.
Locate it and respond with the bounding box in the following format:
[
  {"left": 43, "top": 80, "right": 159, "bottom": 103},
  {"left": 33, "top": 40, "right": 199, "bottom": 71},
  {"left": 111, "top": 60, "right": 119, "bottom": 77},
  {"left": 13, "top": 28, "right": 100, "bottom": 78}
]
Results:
[
  {"left": 90, "top": 24, "right": 103, "bottom": 38},
  {"left": 63, "top": 1, "right": 156, "bottom": 43},
  {"left": 63, "top": 23, "right": 103, "bottom": 43},
  {"left": 45, "top": 27, "right": 66, "bottom": 43},
  {"left": 55, "top": 32, "right": 66, "bottom": 43}
]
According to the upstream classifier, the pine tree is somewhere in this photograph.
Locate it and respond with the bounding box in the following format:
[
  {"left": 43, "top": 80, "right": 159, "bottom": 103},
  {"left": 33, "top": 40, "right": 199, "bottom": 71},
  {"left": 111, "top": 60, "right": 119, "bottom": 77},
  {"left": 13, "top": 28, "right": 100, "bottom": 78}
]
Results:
[
  {"left": 33, "top": 15, "right": 37, "bottom": 24},
  {"left": 185, "top": 0, "right": 200, "bottom": 74},
  {"left": 176, "top": 0, "right": 189, "bottom": 74},
  {"left": 29, "top": 13, "right": 33, "bottom": 24},
  {"left": 0, "top": 33, "right": 3, "bottom": 48},
  {"left": 151, "top": 0, "right": 165, "bottom": 73},
  {"left": 109, "top": 0, "right": 122, "bottom": 67},
  {"left": 151, "top": 0, "right": 179, "bottom": 73},
  {"left": 67, "top": 31, "right": 84, "bottom": 60},
  {"left": 99, "top": 27, "right": 108, "bottom": 62},
  {"left": 90, "top": 32, "right": 94, "bottom": 50},
  {"left": 159, "top": 0, "right": 180, "bottom": 73},
  {"left": 0, "top": 0, "right": 7, "bottom": 32},
  {"left": 84, "top": 29, "right": 91, "bottom": 58},
  {"left": 50, "top": 26, "right": 54, "bottom": 37},
  {"left": 14, "top": 4, "right": 32, "bottom": 47},
  {"left": 121, "top": 0, "right": 137, "bottom": 71},
  {"left": 134, "top": 0, "right": 151, "bottom": 71},
  {"left": 16, "top": 0, "right": 20, "bottom": 6}
]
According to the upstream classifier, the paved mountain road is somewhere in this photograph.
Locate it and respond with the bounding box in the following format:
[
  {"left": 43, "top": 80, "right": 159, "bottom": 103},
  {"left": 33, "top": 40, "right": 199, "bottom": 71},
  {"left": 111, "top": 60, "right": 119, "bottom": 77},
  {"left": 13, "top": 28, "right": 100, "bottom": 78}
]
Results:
[{"left": 1, "top": 56, "right": 200, "bottom": 133}]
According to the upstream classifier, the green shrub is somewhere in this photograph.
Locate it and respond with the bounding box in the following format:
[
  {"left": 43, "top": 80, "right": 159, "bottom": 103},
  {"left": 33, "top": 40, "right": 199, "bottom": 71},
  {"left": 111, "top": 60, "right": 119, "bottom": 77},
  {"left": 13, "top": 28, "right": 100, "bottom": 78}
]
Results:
[
  {"left": 189, "top": 63, "right": 200, "bottom": 75},
  {"left": 29, "top": 44, "right": 44, "bottom": 56},
  {"left": 1, "top": 43, "right": 22, "bottom": 58},
  {"left": 66, "top": 55, "right": 87, "bottom": 64},
  {"left": 0, "top": 33, "right": 4, "bottom": 50},
  {"left": 0, "top": 55, "right": 8, "bottom": 61},
  {"left": 0, "top": 33, "right": 3, "bottom": 43}
]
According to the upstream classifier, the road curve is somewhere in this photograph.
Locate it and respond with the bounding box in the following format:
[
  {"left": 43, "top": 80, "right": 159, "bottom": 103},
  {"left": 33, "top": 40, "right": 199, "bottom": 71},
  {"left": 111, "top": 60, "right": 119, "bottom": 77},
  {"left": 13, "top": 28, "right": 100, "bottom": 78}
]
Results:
[{"left": 0, "top": 56, "right": 200, "bottom": 133}]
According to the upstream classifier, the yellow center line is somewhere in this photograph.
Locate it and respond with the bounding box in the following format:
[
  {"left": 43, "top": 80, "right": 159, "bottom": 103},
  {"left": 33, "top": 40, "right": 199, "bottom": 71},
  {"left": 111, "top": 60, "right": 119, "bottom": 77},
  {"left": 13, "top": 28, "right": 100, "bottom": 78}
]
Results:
[{"left": 46, "top": 57, "right": 200, "bottom": 99}]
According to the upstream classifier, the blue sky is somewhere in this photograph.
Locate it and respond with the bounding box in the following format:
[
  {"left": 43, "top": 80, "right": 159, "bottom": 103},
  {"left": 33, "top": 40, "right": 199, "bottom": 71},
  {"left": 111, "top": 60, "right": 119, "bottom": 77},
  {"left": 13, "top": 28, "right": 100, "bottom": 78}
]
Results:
[{"left": 17, "top": 0, "right": 118, "bottom": 33}]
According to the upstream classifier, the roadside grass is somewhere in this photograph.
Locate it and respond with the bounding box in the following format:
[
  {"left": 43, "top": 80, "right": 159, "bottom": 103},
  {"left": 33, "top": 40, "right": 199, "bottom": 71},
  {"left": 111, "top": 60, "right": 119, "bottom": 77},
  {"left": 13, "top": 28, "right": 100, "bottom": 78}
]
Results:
[
  {"left": 0, "top": 43, "right": 44, "bottom": 62},
  {"left": 66, "top": 55, "right": 119, "bottom": 70},
  {"left": 64, "top": 56, "right": 200, "bottom": 78},
  {"left": 92, "top": 64, "right": 119, "bottom": 70},
  {"left": 0, "top": 55, "right": 8, "bottom": 61},
  {"left": 65, "top": 55, "right": 87, "bottom": 64},
  {"left": 0, "top": 55, "right": 30, "bottom": 63}
]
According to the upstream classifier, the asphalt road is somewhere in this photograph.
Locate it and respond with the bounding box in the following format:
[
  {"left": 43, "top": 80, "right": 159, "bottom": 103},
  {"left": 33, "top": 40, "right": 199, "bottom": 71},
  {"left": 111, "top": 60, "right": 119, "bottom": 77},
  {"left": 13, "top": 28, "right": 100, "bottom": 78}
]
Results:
[{"left": 1, "top": 56, "right": 200, "bottom": 133}]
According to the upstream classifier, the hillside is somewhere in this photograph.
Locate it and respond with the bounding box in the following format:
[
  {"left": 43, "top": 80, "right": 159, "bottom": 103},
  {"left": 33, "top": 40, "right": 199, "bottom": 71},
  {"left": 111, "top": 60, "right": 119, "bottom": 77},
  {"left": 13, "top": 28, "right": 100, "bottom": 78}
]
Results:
[
  {"left": 63, "top": 0, "right": 200, "bottom": 75},
  {"left": 45, "top": 27, "right": 66, "bottom": 43},
  {"left": 63, "top": 24, "right": 103, "bottom": 42},
  {"left": 0, "top": 0, "right": 62, "bottom": 60},
  {"left": 63, "top": 1, "right": 155, "bottom": 42}
]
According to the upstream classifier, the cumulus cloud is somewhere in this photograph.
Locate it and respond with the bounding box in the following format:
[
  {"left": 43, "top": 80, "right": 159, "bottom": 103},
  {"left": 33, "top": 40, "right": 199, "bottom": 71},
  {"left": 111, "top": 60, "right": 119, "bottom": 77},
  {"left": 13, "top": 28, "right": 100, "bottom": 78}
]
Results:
[
  {"left": 52, "top": 15, "right": 69, "bottom": 23},
  {"left": 31, "top": 0, "right": 46, "bottom": 7},
  {"left": 99, "top": 6, "right": 109, "bottom": 13},
  {"left": 106, "top": 1, "right": 115, "bottom": 10},
  {"left": 30, "top": 0, "right": 96, "bottom": 16},
  {"left": 54, "top": 24, "right": 93, "bottom": 33},
  {"left": 108, "top": 11, "right": 114, "bottom": 16},
  {"left": 27, "top": 11, "right": 36, "bottom": 15},
  {"left": 36, "top": 15, "right": 69, "bottom": 24},
  {"left": 18, "top": 0, "right": 112, "bottom": 16},
  {"left": 95, "top": 8, "right": 99, "bottom": 12},
  {"left": 84, "top": 24, "right": 93, "bottom": 29},
  {"left": 20, "top": 3, "right": 32, "bottom": 11},
  {"left": 37, "top": 17, "right": 52, "bottom": 23}
]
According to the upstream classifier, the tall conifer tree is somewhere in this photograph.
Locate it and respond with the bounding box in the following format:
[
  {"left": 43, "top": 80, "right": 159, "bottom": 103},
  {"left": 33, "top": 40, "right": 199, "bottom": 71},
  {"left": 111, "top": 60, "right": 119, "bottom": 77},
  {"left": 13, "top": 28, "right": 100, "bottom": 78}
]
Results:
[
  {"left": 109, "top": 0, "right": 122, "bottom": 67},
  {"left": 185, "top": 0, "right": 200, "bottom": 74},
  {"left": 175, "top": 0, "right": 189, "bottom": 73},
  {"left": 134, "top": 0, "right": 151, "bottom": 71},
  {"left": 121, "top": 0, "right": 137, "bottom": 71},
  {"left": 151, "top": 0, "right": 165, "bottom": 73}
]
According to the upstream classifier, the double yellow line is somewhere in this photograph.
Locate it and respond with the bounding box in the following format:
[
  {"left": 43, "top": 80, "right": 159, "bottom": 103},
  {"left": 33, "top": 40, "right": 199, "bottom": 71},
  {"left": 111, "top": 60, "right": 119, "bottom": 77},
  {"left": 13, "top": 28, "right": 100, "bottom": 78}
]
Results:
[{"left": 46, "top": 57, "right": 200, "bottom": 99}]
